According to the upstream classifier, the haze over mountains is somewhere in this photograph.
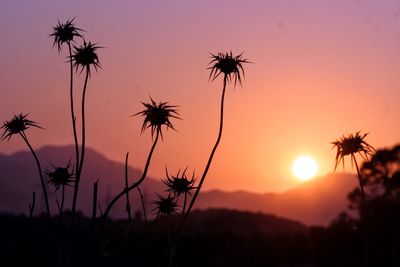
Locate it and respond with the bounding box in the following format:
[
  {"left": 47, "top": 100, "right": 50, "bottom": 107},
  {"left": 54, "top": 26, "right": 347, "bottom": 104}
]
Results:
[{"left": 0, "top": 145, "right": 357, "bottom": 225}]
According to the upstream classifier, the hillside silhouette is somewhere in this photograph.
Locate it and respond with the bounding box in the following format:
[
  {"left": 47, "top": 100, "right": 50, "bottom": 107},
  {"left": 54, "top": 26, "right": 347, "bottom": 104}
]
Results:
[{"left": 0, "top": 145, "right": 356, "bottom": 225}]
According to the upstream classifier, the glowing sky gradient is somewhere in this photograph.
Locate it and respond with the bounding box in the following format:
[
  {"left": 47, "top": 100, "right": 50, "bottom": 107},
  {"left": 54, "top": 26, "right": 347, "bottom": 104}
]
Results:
[{"left": 2, "top": 0, "right": 400, "bottom": 193}]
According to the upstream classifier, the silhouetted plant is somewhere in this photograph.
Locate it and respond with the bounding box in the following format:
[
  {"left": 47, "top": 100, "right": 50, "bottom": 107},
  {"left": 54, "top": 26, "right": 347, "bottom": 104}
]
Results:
[
  {"left": 152, "top": 194, "right": 178, "bottom": 217},
  {"left": 70, "top": 40, "right": 101, "bottom": 220},
  {"left": 163, "top": 167, "right": 196, "bottom": 215},
  {"left": 1, "top": 114, "right": 50, "bottom": 216},
  {"left": 332, "top": 131, "right": 375, "bottom": 267},
  {"left": 50, "top": 18, "right": 83, "bottom": 52},
  {"left": 46, "top": 162, "right": 74, "bottom": 217},
  {"left": 332, "top": 131, "right": 375, "bottom": 205},
  {"left": 102, "top": 98, "right": 180, "bottom": 221},
  {"left": 50, "top": 18, "right": 84, "bottom": 216},
  {"left": 179, "top": 51, "right": 249, "bottom": 230},
  {"left": 124, "top": 152, "right": 132, "bottom": 222}
]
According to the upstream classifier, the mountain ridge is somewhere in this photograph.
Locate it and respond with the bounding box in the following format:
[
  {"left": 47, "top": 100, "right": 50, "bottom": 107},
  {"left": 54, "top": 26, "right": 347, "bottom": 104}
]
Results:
[{"left": 0, "top": 145, "right": 357, "bottom": 225}]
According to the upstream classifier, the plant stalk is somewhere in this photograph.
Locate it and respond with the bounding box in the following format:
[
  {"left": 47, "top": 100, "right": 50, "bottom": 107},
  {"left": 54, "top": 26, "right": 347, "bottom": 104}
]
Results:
[
  {"left": 178, "top": 75, "right": 227, "bottom": 231},
  {"left": 71, "top": 67, "right": 90, "bottom": 220},
  {"left": 20, "top": 132, "right": 50, "bottom": 217},
  {"left": 103, "top": 130, "right": 160, "bottom": 221}
]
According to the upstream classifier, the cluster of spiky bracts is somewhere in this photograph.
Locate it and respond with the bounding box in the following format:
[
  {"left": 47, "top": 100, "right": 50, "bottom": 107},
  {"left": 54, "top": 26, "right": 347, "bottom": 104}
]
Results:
[
  {"left": 152, "top": 168, "right": 196, "bottom": 217},
  {"left": 50, "top": 18, "right": 101, "bottom": 75},
  {"left": 332, "top": 131, "right": 375, "bottom": 171}
]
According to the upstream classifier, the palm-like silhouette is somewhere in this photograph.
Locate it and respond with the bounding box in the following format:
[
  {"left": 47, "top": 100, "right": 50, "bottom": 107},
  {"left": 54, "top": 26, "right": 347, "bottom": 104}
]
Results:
[
  {"left": 152, "top": 194, "right": 178, "bottom": 217},
  {"left": 332, "top": 131, "right": 375, "bottom": 205},
  {"left": 71, "top": 40, "right": 101, "bottom": 219},
  {"left": 51, "top": 18, "right": 84, "bottom": 220},
  {"left": 134, "top": 97, "right": 179, "bottom": 139},
  {"left": 1, "top": 114, "right": 50, "bottom": 216},
  {"left": 103, "top": 98, "right": 180, "bottom": 221},
  {"left": 179, "top": 51, "right": 249, "bottom": 230},
  {"left": 163, "top": 168, "right": 196, "bottom": 215},
  {"left": 50, "top": 18, "right": 83, "bottom": 52},
  {"left": 46, "top": 162, "right": 74, "bottom": 217}
]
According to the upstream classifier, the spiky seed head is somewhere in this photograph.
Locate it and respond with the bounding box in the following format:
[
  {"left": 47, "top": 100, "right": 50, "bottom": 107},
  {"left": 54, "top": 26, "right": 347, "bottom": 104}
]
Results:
[
  {"left": 163, "top": 167, "right": 196, "bottom": 197},
  {"left": 1, "top": 114, "right": 43, "bottom": 141},
  {"left": 50, "top": 18, "right": 83, "bottom": 52},
  {"left": 152, "top": 194, "right": 178, "bottom": 216},
  {"left": 71, "top": 41, "right": 101, "bottom": 75},
  {"left": 208, "top": 51, "right": 249, "bottom": 86},
  {"left": 332, "top": 131, "right": 375, "bottom": 171},
  {"left": 46, "top": 162, "right": 74, "bottom": 190},
  {"left": 133, "top": 97, "right": 180, "bottom": 139}
]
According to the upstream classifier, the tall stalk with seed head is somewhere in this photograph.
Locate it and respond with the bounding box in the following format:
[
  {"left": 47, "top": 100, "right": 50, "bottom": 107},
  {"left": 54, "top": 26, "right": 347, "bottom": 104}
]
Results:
[
  {"left": 179, "top": 51, "right": 249, "bottom": 231},
  {"left": 1, "top": 114, "right": 50, "bottom": 216}
]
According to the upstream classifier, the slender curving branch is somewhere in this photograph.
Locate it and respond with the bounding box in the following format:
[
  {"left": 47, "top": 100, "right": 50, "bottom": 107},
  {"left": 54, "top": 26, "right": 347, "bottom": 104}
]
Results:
[
  {"left": 71, "top": 66, "right": 90, "bottom": 219},
  {"left": 67, "top": 41, "right": 80, "bottom": 190},
  {"left": 178, "top": 75, "right": 228, "bottom": 231},
  {"left": 103, "top": 130, "right": 160, "bottom": 221},
  {"left": 124, "top": 152, "right": 132, "bottom": 222},
  {"left": 20, "top": 132, "right": 50, "bottom": 216}
]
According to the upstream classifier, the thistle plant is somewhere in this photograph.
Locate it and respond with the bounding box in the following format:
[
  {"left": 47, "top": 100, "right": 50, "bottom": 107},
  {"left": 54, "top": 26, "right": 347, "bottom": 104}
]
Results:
[
  {"left": 46, "top": 162, "right": 74, "bottom": 217},
  {"left": 1, "top": 114, "right": 50, "bottom": 216},
  {"left": 163, "top": 168, "right": 196, "bottom": 215},
  {"left": 70, "top": 40, "right": 101, "bottom": 220},
  {"left": 332, "top": 131, "right": 375, "bottom": 206},
  {"left": 50, "top": 19, "right": 83, "bottom": 209},
  {"left": 102, "top": 98, "right": 179, "bottom": 221},
  {"left": 179, "top": 51, "right": 249, "bottom": 230},
  {"left": 332, "top": 131, "right": 374, "bottom": 266},
  {"left": 152, "top": 194, "right": 178, "bottom": 217}
]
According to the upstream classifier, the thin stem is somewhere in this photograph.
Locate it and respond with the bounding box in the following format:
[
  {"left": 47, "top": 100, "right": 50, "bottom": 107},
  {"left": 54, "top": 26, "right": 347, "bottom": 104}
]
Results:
[
  {"left": 352, "top": 153, "right": 369, "bottom": 267},
  {"left": 20, "top": 132, "right": 50, "bottom": 217},
  {"left": 67, "top": 42, "right": 80, "bottom": 186},
  {"left": 124, "top": 152, "right": 132, "bottom": 222},
  {"left": 352, "top": 154, "right": 366, "bottom": 207},
  {"left": 60, "top": 185, "right": 65, "bottom": 218},
  {"left": 178, "top": 75, "right": 227, "bottom": 232},
  {"left": 29, "top": 191, "right": 36, "bottom": 220},
  {"left": 181, "top": 193, "right": 187, "bottom": 217},
  {"left": 137, "top": 186, "right": 147, "bottom": 223},
  {"left": 91, "top": 180, "right": 99, "bottom": 231},
  {"left": 71, "top": 67, "right": 90, "bottom": 220},
  {"left": 103, "top": 130, "right": 160, "bottom": 221}
]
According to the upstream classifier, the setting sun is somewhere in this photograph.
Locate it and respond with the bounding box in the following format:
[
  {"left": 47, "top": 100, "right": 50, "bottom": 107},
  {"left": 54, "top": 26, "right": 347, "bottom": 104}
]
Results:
[{"left": 292, "top": 156, "right": 318, "bottom": 181}]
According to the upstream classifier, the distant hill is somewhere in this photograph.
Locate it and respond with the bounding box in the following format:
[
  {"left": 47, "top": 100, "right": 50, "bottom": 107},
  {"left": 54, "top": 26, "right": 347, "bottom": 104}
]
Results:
[
  {"left": 0, "top": 145, "right": 357, "bottom": 225},
  {"left": 197, "top": 172, "right": 357, "bottom": 226}
]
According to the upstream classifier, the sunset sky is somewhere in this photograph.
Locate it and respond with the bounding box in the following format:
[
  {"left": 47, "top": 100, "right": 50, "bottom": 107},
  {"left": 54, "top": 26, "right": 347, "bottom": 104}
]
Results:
[{"left": 1, "top": 0, "right": 400, "bottom": 193}]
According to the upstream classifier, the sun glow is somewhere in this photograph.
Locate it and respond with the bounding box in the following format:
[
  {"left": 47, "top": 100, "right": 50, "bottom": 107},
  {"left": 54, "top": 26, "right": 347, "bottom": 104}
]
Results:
[{"left": 292, "top": 156, "right": 318, "bottom": 181}]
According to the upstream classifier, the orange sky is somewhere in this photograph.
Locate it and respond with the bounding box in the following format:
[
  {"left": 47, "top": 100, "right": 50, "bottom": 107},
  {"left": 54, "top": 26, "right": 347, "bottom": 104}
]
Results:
[{"left": 2, "top": 0, "right": 400, "bottom": 193}]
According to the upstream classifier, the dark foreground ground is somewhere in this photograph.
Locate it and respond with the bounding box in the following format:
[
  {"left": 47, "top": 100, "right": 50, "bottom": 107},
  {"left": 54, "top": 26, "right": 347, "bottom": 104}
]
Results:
[{"left": 0, "top": 208, "right": 398, "bottom": 267}]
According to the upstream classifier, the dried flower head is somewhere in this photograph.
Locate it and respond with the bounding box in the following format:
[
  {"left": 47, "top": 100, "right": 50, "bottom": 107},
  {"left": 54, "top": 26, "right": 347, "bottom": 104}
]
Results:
[
  {"left": 1, "top": 114, "right": 43, "bottom": 141},
  {"left": 133, "top": 97, "right": 180, "bottom": 139},
  {"left": 163, "top": 168, "right": 196, "bottom": 197},
  {"left": 208, "top": 51, "right": 249, "bottom": 86},
  {"left": 46, "top": 162, "right": 74, "bottom": 190},
  {"left": 332, "top": 131, "right": 375, "bottom": 171},
  {"left": 152, "top": 194, "right": 178, "bottom": 216},
  {"left": 72, "top": 41, "right": 101, "bottom": 75},
  {"left": 50, "top": 18, "right": 83, "bottom": 52}
]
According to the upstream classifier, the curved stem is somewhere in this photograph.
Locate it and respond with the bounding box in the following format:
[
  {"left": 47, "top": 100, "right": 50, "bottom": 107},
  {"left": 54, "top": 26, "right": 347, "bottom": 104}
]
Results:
[
  {"left": 352, "top": 154, "right": 366, "bottom": 207},
  {"left": 137, "top": 186, "right": 147, "bottom": 223},
  {"left": 71, "top": 67, "right": 89, "bottom": 219},
  {"left": 103, "top": 130, "right": 160, "bottom": 221},
  {"left": 20, "top": 132, "right": 50, "bottom": 217},
  {"left": 67, "top": 42, "right": 80, "bottom": 186},
  {"left": 124, "top": 152, "right": 132, "bottom": 222},
  {"left": 181, "top": 193, "right": 187, "bottom": 217},
  {"left": 60, "top": 185, "right": 65, "bottom": 218},
  {"left": 178, "top": 75, "right": 227, "bottom": 232}
]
